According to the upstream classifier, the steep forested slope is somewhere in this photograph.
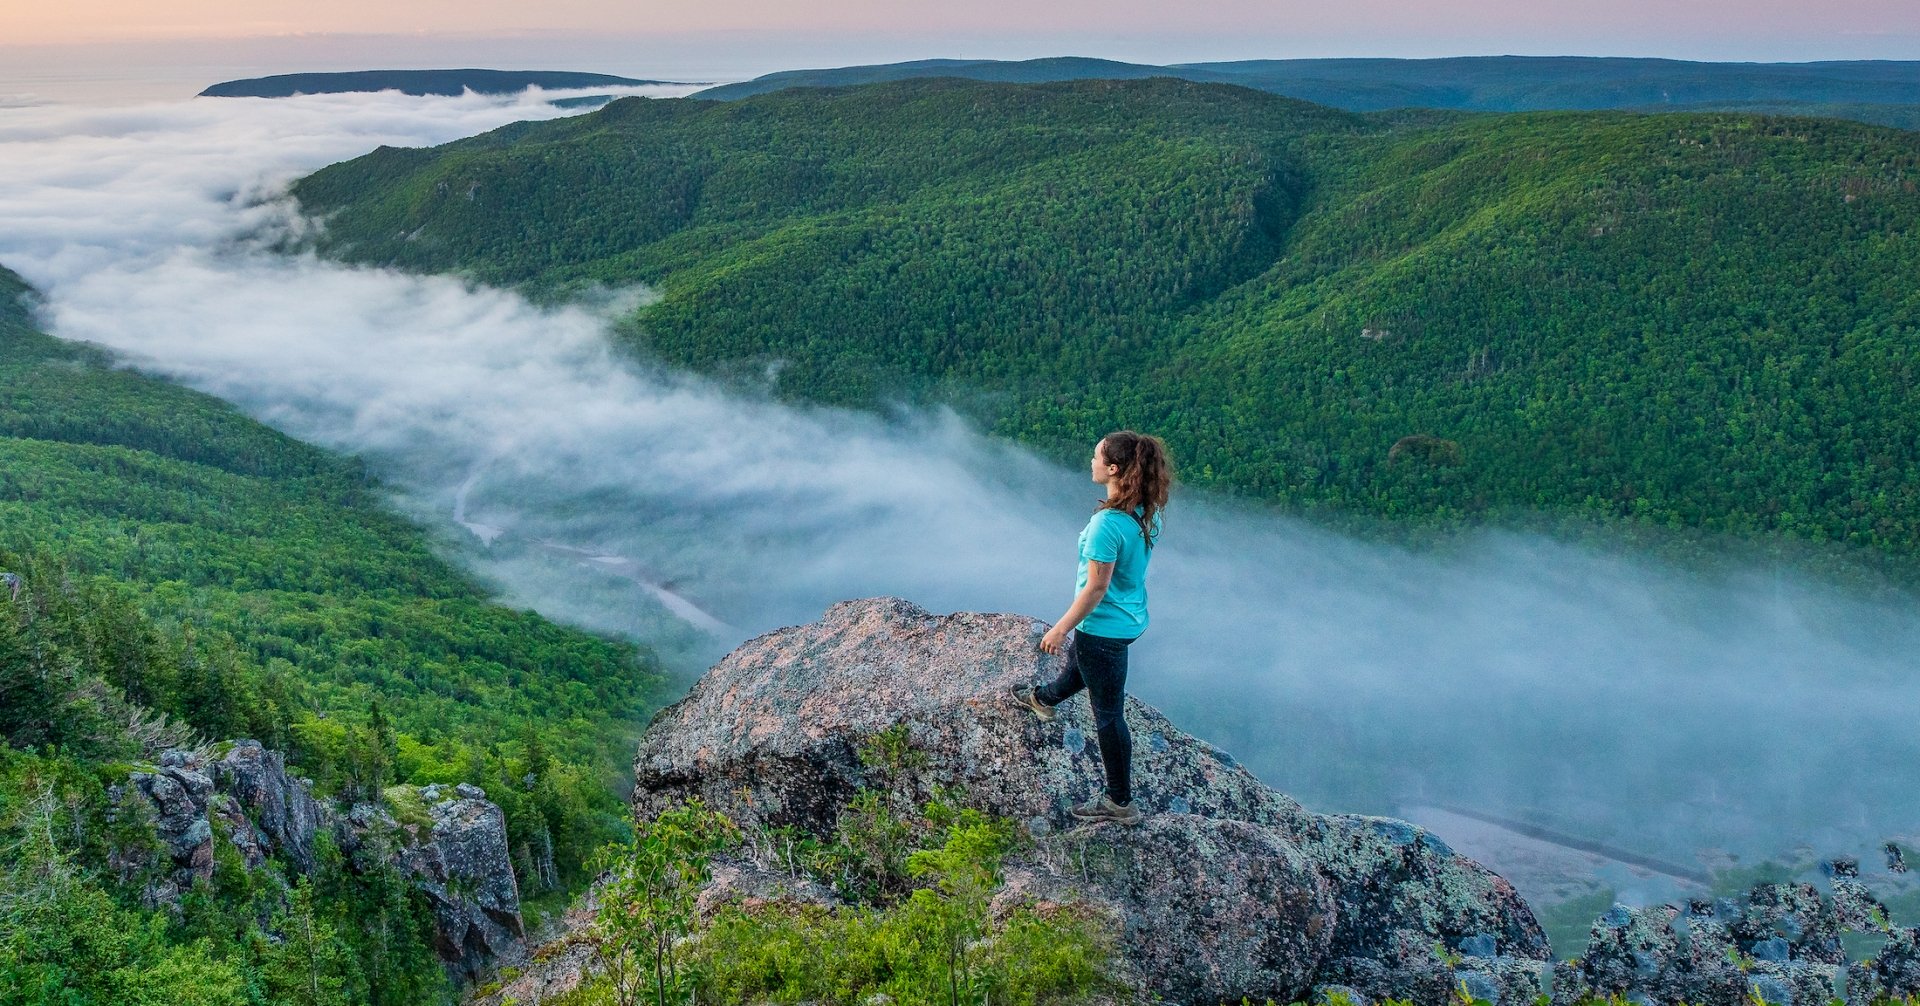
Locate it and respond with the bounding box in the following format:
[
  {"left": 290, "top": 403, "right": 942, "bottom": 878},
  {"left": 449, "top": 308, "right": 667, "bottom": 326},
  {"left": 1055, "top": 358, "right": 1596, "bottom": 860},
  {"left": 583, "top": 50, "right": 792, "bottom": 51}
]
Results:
[
  {"left": 0, "top": 266, "right": 666, "bottom": 904},
  {"left": 294, "top": 78, "right": 1920, "bottom": 563}
]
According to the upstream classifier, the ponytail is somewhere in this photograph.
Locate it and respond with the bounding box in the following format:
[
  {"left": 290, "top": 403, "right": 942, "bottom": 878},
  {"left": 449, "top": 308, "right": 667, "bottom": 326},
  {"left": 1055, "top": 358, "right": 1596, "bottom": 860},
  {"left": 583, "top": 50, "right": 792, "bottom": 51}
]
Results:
[{"left": 1096, "top": 430, "right": 1172, "bottom": 549}]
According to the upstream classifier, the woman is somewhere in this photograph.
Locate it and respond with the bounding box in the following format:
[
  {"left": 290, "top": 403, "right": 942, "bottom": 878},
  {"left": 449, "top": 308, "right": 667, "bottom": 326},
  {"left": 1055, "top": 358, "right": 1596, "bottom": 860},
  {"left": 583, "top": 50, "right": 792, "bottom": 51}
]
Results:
[{"left": 1012, "top": 430, "right": 1171, "bottom": 826}]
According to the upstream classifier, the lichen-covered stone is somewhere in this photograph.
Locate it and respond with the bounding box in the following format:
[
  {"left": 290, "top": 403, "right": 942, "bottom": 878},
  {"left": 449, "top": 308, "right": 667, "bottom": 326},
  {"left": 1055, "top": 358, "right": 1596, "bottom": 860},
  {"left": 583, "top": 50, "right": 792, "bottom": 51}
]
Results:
[
  {"left": 696, "top": 855, "right": 840, "bottom": 917},
  {"left": 1316, "top": 931, "right": 1456, "bottom": 1006},
  {"left": 1454, "top": 955, "right": 1552, "bottom": 1005},
  {"left": 1555, "top": 898, "right": 1860, "bottom": 1006},
  {"left": 1579, "top": 903, "right": 1682, "bottom": 999},
  {"left": 1749, "top": 960, "right": 1843, "bottom": 1006},
  {"left": 629, "top": 597, "right": 1547, "bottom": 1004},
  {"left": 1736, "top": 883, "right": 1845, "bottom": 966},
  {"left": 380, "top": 792, "right": 526, "bottom": 982},
  {"left": 1299, "top": 813, "right": 1549, "bottom": 966},
  {"left": 1058, "top": 813, "right": 1337, "bottom": 1004},
  {"left": 213, "top": 740, "right": 325, "bottom": 873},
  {"left": 1848, "top": 927, "right": 1920, "bottom": 1001}
]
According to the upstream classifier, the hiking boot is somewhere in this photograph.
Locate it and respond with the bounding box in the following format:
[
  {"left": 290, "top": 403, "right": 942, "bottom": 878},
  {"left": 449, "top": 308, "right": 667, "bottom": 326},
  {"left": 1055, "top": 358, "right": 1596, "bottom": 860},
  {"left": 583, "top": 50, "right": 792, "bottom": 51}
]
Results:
[
  {"left": 1010, "top": 684, "right": 1056, "bottom": 722},
  {"left": 1070, "top": 795, "right": 1144, "bottom": 826}
]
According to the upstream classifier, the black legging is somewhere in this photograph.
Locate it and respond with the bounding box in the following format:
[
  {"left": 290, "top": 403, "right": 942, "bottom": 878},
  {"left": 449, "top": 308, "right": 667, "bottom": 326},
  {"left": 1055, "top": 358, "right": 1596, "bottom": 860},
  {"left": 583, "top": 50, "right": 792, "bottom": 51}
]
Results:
[{"left": 1037, "top": 629, "right": 1136, "bottom": 805}]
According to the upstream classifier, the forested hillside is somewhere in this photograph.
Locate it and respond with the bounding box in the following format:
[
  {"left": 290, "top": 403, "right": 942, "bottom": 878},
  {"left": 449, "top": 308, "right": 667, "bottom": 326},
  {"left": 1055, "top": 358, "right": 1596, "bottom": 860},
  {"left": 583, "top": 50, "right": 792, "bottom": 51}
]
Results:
[
  {"left": 0, "top": 267, "right": 669, "bottom": 1002},
  {"left": 693, "top": 55, "right": 1920, "bottom": 128},
  {"left": 294, "top": 78, "right": 1920, "bottom": 568}
]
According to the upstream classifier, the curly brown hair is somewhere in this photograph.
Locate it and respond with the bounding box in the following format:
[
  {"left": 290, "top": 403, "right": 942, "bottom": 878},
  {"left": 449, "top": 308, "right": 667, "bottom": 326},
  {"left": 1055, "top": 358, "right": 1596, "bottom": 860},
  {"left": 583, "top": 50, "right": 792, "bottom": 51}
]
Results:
[{"left": 1096, "top": 430, "right": 1172, "bottom": 549}]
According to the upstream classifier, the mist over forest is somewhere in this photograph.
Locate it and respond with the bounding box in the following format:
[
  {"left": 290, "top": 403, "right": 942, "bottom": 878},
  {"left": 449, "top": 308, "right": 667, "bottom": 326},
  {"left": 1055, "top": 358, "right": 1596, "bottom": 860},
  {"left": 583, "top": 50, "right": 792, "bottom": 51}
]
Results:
[{"left": 4, "top": 88, "right": 1917, "bottom": 900}]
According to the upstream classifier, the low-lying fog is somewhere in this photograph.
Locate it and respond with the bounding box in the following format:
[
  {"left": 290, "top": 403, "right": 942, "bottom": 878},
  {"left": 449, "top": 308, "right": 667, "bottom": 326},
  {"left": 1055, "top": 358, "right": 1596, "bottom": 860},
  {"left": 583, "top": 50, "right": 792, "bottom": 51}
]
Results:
[{"left": 3, "top": 89, "right": 1916, "bottom": 909}]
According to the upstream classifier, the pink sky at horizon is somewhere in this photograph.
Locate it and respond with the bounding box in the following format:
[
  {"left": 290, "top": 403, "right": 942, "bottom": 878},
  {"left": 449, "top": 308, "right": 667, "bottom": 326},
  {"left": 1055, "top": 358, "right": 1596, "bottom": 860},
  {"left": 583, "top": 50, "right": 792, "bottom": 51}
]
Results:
[
  {"left": 2, "top": 0, "right": 1917, "bottom": 106},
  {"left": 5, "top": 0, "right": 1918, "bottom": 60}
]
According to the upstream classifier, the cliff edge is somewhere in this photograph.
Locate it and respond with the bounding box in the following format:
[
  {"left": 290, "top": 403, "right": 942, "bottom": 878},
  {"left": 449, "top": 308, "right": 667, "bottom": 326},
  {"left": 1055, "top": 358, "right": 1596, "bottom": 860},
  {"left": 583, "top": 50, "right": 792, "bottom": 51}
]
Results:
[{"left": 631, "top": 597, "right": 1549, "bottom": 1003}]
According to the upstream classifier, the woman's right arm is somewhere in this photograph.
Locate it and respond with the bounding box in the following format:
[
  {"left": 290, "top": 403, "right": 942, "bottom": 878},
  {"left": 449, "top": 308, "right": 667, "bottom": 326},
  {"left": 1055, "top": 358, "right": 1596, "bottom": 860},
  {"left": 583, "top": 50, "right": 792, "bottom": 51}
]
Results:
[{"left": 1040, "top": 560, "right": 1114, "bottom": 654}]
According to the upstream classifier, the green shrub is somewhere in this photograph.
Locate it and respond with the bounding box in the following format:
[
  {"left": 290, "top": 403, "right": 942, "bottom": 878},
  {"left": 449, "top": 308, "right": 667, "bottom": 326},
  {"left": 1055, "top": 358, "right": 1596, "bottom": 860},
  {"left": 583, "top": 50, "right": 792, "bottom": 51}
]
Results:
[
  {"left": 684, "top": 808, "right": 1110, "bottom": 1006},
  {"left": 590, "top": 800, "right": 740, "bottom": 1006}
]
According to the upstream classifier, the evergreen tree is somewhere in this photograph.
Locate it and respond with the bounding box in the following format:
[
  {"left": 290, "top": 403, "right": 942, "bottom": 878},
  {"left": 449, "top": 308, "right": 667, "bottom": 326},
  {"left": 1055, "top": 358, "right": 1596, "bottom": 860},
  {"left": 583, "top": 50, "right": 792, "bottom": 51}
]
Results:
[{"left": 259, "top": 878, "right": 351, "bottom": 1006}]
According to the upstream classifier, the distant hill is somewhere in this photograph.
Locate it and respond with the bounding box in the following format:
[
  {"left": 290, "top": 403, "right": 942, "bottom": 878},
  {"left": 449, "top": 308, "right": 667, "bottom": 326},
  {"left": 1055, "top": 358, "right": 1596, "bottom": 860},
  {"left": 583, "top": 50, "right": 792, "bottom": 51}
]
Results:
[
  {"left": 292, "top": 77, "right": 1920, "bottom": 565},
  {"left": 693, "top": 56, "right": 1170, "bottom": 99},
  {"left": 199, "top": 68, "right": 681, "bottom": 98},
  {"left": 1656, "top": 100, "right": 1920, "bottom": 131},
  {"left": 695, "top": 55, "right": 1920, "bottom": 128}
]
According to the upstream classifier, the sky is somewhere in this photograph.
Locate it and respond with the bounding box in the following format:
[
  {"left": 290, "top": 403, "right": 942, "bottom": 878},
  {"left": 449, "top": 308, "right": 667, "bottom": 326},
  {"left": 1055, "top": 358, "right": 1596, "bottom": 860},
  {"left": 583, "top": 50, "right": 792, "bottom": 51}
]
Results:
[{"left": 2, "top": 0, "right": 1918, "bottom": 75}]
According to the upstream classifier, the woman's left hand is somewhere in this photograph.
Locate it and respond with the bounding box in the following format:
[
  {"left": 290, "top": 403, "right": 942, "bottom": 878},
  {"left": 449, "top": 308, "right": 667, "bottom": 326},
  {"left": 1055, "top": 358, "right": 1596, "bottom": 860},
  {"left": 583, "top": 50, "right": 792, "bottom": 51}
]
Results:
[{"left": 1039, "top": 625, "right": 1069, "bottom": 655}]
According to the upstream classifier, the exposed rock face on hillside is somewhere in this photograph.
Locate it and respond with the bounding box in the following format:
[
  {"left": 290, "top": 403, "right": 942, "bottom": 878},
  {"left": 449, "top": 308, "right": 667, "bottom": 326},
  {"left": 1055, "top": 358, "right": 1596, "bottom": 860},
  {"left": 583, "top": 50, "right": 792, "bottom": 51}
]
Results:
[
  {"left": 1563, "top": 870, "right": 1920, "bottom": 1006},
  {"left": 211, "top": 740, "right": 328, "bottom": 872},
  {"left": 118, "top": 740, "right": 523, "bottom": 981},
  {"left": 632, "top": 597, "right": 1550, "bottom": 1004},
  {"left": 386, "top": 784, "right": 528, "bottom": 979},
  {"left": 126, "top": 742, "right": 325, "bottom": 893}
]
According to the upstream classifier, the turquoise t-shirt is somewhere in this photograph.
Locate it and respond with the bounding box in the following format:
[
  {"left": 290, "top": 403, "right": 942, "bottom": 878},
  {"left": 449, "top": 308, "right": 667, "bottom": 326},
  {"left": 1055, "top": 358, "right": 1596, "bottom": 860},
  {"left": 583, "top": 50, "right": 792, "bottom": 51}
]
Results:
[{"left": 1075, "top": 506, "right": 1160, "bottom": 639}]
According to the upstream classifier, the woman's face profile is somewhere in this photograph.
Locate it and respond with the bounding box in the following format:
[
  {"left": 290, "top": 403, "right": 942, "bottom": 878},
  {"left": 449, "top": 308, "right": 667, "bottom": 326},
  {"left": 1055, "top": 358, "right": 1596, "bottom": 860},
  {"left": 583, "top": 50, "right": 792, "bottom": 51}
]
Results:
[{"left": 1091, "top": 441, "right": 1114, "bottom": 485}]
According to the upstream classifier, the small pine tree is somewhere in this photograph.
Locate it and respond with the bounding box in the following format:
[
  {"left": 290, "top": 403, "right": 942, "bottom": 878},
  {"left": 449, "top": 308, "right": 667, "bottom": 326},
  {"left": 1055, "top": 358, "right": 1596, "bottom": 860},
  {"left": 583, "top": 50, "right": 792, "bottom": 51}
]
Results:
[
  {"left": 519, "top": 718, "right": 551, "bottom": 790},
  {"left": 259, "top": 878, "right": 351, "bottom": 1006}
]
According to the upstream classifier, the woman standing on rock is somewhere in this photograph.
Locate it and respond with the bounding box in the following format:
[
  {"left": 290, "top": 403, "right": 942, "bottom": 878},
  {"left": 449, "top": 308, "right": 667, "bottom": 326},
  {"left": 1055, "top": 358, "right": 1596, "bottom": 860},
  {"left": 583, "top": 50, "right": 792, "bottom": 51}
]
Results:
[{"left": 1012, "top": 430, "right": 1171, "bottom": 826}]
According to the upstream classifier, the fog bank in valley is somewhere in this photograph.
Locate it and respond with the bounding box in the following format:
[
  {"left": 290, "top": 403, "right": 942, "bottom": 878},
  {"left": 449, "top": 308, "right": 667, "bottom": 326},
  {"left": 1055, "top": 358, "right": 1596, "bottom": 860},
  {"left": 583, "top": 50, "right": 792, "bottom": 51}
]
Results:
[{"left": 2, "top": 90, "right": 1916, "bottom": 899}]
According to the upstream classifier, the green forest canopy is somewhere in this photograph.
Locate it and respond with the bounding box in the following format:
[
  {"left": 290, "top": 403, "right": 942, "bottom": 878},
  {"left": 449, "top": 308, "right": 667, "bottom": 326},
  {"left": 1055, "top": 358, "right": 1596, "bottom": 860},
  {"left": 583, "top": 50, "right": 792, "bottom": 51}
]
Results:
[{"left": 293, "top": 77, "right": 1920, "bottom": 570}]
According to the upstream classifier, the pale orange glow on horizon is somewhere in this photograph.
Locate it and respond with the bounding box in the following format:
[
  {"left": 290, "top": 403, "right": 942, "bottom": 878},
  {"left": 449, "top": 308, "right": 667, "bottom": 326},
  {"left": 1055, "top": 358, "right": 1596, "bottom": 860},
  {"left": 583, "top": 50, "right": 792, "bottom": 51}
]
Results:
[{"left": 6, "top": 0, "right": 1919, "bottom": 50}]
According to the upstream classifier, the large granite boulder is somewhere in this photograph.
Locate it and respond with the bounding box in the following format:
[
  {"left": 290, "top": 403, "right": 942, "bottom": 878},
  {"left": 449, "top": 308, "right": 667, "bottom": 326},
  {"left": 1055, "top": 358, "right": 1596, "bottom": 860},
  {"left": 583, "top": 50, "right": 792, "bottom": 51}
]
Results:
[
  {"left": 632, "top": 597, "right": 1549, "bottom": 1004},
  {"left": 634, "top": 598, "right": 1308, "bottom": 838}
]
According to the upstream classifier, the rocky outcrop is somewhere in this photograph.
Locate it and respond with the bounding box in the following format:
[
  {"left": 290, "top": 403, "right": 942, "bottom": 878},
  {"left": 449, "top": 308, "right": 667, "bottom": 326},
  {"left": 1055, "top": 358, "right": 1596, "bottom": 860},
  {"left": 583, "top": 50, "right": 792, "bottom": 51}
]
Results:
[
  {"left": 125, "top": 751, "right": 229, "bottom": 894},
  {"left": 210, "top": 740, "right": 326, "bottom": 872},
  {"left": 117, "top": 743, "right": 523, "bottom": 981},
  {"left": 631, "top": 597, "right": 1550, "bottom": 1004},
  {"left": 381, "top": 784, "right": 527, "bottom": 982},
  {"left": 123, "top": 742, "right": 329, "bottom": 893},
  {"left": 1556, "top": 876, "right": 1920, "bottom": 1006}
]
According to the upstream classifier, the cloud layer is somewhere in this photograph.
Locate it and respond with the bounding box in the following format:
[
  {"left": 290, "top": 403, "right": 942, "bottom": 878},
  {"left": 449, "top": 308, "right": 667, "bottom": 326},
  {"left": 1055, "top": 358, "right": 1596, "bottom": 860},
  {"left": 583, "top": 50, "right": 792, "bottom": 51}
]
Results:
[{"left": 3, "top": 90, "right": 1917, "bottom": 896}]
